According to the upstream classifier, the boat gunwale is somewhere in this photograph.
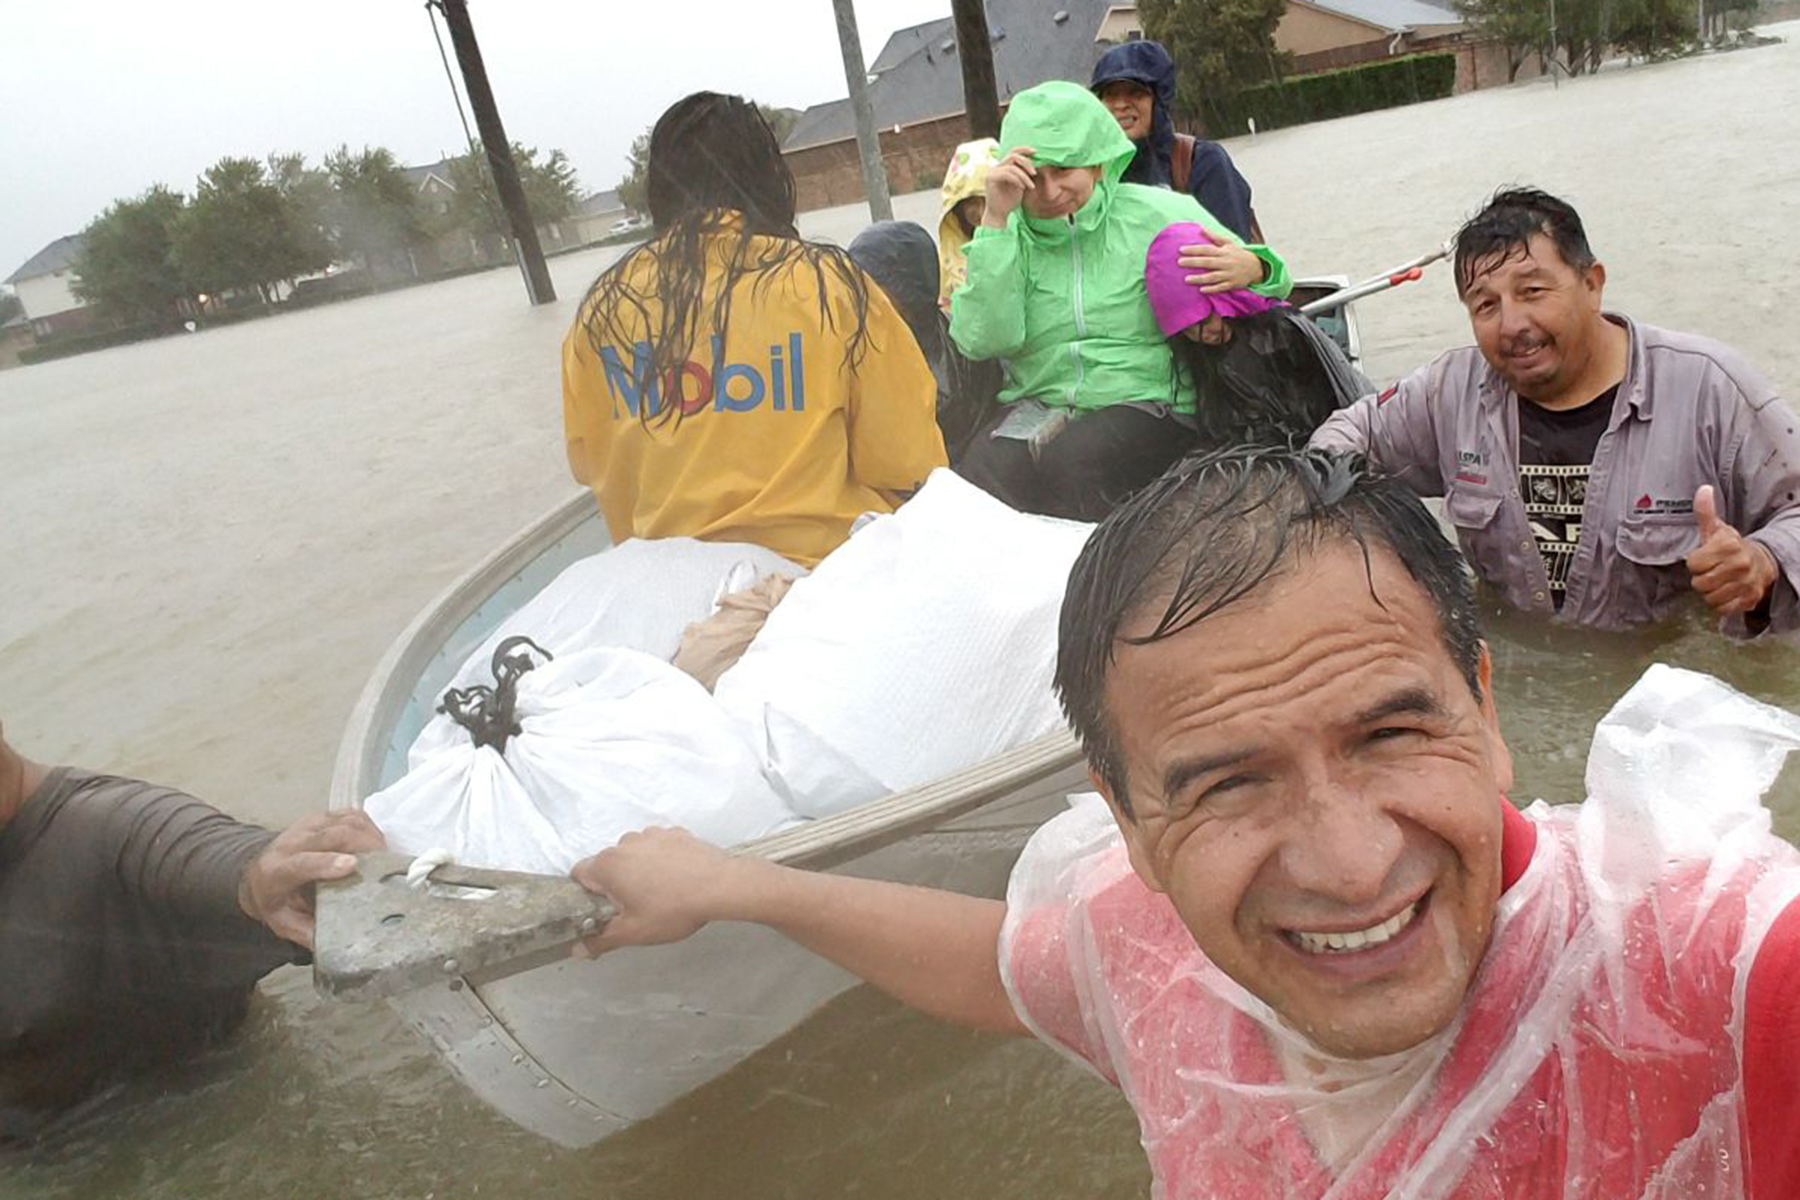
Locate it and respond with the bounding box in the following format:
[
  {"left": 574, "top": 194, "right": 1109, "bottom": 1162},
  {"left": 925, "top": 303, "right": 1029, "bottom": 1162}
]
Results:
[
  {"left": 329, "top": 492, "right": 1087, "bottom": 868},
  {"left": 328, "top": 487, "right": 598, "bottom": 817}
]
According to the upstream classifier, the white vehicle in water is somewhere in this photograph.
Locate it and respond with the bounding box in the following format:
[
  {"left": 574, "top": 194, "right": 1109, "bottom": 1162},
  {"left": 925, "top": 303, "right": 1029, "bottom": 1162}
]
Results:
[{"left": 324, "top": 279, "right": 1363, "bottom": 1147}]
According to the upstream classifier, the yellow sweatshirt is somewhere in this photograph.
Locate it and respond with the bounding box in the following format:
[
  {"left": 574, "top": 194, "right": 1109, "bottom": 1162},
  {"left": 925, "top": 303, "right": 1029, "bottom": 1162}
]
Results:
[{"left": 563, "top": 223, "right": 947, "bottom": 568}]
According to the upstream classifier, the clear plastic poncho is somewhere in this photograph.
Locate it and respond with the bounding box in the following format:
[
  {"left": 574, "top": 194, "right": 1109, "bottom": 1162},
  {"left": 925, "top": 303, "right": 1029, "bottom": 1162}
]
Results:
[{"left": 999, "top": 665, "right": 1800, "bottom": 1199}]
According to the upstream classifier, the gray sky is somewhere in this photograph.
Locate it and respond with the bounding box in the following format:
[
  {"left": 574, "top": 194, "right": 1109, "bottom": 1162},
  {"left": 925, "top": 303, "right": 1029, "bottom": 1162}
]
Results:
[{"left": 0, "top": 0, "right": 950, "bottom": 283}]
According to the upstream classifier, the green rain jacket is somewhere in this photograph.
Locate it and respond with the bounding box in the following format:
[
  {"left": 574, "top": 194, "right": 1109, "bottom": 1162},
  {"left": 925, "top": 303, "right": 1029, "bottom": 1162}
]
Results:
[{"left": 948, "top": 81, "right": 1291, "bottom": 414}]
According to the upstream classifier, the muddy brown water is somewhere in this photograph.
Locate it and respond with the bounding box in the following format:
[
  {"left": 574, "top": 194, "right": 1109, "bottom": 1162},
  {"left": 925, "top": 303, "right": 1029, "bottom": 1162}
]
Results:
[{"left": 3, "top": 28, "right": 1800, "bottom": 1199}]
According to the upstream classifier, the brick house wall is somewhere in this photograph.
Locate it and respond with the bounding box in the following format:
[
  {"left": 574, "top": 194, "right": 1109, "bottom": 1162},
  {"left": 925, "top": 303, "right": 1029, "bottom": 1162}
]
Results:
[{"left": 786, "top": 111, "right": 1004, "bottom": 212}]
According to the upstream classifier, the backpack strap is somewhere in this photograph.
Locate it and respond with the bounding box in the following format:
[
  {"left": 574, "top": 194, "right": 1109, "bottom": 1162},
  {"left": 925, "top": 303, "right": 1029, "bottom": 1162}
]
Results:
[{"left": 1171, "top": 133, "right": 1196, "bottom": 195}]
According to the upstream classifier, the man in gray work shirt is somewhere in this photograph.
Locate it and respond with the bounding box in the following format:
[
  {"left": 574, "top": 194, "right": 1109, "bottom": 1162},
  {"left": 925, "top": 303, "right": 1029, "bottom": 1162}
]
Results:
[
  {"left": 0, "top": 723, "right": 383, "bottom": 1138},
  {"left": 1311, "top": 187, "right": 1800, "bottom": 635}
]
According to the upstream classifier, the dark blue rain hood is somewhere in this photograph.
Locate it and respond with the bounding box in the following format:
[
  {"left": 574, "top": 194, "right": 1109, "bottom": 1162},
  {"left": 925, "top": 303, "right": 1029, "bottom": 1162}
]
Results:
[
  {"left": 848, "top": 220, "right": 944, "bottom": 366},
  {"left": 1090, "top": 39, "right": 1179, "bottom": 189}
]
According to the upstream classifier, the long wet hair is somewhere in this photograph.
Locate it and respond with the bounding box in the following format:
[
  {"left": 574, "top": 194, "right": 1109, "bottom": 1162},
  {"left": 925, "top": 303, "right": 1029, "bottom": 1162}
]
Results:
[
  {"left": 579, "top": 92, "right": 874, "bottom": 427},
  {"left": 1173, "top": 310, "right": 1344, "bottom": 449}
]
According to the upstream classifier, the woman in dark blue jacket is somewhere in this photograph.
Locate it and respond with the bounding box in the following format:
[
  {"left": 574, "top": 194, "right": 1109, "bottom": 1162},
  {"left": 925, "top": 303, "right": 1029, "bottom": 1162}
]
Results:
[{"left": 1090, "top": 40, "right": 1260, "bottom": 243}]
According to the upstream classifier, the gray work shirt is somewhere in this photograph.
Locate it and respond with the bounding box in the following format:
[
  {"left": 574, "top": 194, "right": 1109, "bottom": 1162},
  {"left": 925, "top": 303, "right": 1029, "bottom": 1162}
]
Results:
[
  {"left": 0, "top": 768, "right": 295, "bottom": 1139},
  {"left": 1311, "top": 315, "right": 1800, "bottom": 635}
]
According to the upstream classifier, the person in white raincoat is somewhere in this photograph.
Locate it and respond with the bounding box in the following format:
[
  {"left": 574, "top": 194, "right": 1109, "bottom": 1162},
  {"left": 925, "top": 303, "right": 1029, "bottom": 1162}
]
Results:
[{"left": 571, "top": 447, "right": 1800, "bottom": 1200}]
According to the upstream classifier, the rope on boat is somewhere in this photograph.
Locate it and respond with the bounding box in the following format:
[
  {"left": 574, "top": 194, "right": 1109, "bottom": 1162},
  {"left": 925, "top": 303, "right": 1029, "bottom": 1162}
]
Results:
[
  {"left": 406, "top": 847, "right": 456, "bottom": 889},
  {"left": 437, "top": 635, "right": 554, "bottom": 754}
]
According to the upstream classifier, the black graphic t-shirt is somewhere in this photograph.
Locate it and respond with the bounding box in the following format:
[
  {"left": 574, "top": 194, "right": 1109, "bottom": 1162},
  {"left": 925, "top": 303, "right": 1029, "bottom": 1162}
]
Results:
[{"left": 1516, "top": 384, "right": 1619, "bottom": 606}]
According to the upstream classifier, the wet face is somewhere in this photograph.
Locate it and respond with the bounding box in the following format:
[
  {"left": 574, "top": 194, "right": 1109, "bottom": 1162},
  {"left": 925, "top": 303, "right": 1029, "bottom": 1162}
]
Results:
[
  {"left": 1022, "top": 165, "right": 1101, "bottom": 220},
  {"left": 1097, "top": 541, "right": 1512, "bottom": 1059},
  {"left": 1098, "top": 80, "right": 1156, "bottom": 140},
  {"left": 1460, "top": 233, "right": 1608, "bottom": 403},
  {"left": 955, "top": 195, "right": 987, "bottom": 232},
  {"left": 1182, "top": 314, "right": 1233, "bottom": 346}
]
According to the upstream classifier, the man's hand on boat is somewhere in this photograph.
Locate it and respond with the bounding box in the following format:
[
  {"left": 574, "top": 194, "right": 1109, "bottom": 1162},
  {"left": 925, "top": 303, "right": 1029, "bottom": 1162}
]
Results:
[
  {"left": 240, "top": 809, "right": 386, "bottom": 949},
  {"left": 570, "top": 827, "right": 739, "bottom": 952},
  {"left": 569, "top": 827, "right": 1028, "bottom": 1035}
]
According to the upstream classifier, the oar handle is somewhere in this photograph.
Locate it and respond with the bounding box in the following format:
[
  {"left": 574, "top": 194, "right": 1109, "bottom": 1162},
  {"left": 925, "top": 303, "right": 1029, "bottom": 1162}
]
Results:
[{"left": 1298, "top": 241, "right": 1452, "bottom": 316}]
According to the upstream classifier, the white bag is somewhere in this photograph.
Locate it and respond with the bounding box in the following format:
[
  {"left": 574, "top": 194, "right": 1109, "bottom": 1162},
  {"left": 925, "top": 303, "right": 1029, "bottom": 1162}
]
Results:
[
  {"left": 713, "top": 469, "right": 1092, "bottom": 817},
  {"left": 368, "top": 642, "right": 798, "bottom": 874},
  {"left": 440, "top": 537, "right": 801, "bottom": 698}
]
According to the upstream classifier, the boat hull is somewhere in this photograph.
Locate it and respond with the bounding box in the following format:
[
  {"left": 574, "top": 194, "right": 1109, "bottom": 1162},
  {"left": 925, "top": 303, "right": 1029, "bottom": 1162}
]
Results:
[{"left": 328, "top": 493, "right": 1085, "bottom": 1147}]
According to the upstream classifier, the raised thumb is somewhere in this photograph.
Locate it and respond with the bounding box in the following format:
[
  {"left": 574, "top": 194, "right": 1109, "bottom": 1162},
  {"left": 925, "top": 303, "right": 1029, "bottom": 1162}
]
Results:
[{"left": 1694, "top": 485, "right": 1726, "bottom": 540}]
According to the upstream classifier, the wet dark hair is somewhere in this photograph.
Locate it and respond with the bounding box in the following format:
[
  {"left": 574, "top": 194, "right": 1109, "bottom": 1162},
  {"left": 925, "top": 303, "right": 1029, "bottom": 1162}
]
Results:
[
  {"left": 578, "top": 91, "right": 873, "bottom": 426},
  {"left": 1172, "top": 310, "right": 1340, "bottom": 449},
  {"left": 1054, "top": 447, "right": 1483, "bottom": 815},
  {"left": 1453, "top": 187, "right": 1597, "bottom": 297}
]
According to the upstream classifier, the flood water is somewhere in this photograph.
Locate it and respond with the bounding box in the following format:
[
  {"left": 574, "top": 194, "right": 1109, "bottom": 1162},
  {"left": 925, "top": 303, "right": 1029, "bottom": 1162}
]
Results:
[{"left": 4, "top": 26, "right": 1800, "bottom": 1199}]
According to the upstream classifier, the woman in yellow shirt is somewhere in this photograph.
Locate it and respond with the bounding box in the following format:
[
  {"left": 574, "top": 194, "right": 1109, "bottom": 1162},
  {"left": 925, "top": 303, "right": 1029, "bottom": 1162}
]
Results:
[{"left": 563, "top": 92, "right": 947, "bottom": 568}]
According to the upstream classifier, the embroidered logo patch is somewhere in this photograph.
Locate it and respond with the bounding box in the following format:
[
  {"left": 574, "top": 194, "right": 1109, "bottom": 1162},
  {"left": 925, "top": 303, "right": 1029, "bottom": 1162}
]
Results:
[{"left": 1634, "top": 494, "right": 1694, "bottom": 516}]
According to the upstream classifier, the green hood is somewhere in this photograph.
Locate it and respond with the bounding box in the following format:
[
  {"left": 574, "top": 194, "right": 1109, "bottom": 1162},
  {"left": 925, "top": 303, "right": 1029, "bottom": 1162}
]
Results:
[{"left": 999, "top": 81, "right": 1137, "bottom": 236}]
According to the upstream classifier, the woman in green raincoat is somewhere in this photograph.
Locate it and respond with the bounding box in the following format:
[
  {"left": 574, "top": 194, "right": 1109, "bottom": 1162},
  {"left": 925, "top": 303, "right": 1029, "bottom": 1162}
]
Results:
[{"left": 948, "top": 81, "right": 1290, "bottom": 520}]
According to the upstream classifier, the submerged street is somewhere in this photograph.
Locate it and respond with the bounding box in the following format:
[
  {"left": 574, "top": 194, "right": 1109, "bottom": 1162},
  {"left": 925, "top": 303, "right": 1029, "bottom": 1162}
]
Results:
[{"left": 3, "top": 25, "right": 1800, "bottom": 1198}]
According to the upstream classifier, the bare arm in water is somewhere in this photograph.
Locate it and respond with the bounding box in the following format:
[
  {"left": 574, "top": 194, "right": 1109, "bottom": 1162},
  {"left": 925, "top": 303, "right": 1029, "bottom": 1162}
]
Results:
[{"left": 570, "top": 827, "right": 1028, "bottom": 1036}]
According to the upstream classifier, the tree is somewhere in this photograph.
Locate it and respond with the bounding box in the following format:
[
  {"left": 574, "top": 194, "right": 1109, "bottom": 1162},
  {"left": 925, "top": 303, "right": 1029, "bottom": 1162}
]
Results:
[
  {"left": 1140, "top": 0, "right": 1292, "bottom": 130},
  {"left": 1454, "top": 0, "right": 1551, "bottom": 80},
  {"left": 440, "top": 141, "right": 582, "bottom": 240},
  {"left": 0, "top": 288, "right": 21, "bottom": 325},
  {"left": 1609, "top": 0, "right": 1702, "bottom": 61},
  {"left": 267, "top": 152, "right": 340, "bottom": 271},
  {"left": 759, "top": 104, "right": 802, "bottom": 145},
  {"left": 71, "top": 186, "right": 190, "bottom": 327},
  {"left": 324, "top": 145, "right": 423, "bottom": 277},
  {"left": 616, "top": 128, "right": 651, "bottom": 215},
  {"left": 173, "top": 156, "right": 332, "bottom": 305}
]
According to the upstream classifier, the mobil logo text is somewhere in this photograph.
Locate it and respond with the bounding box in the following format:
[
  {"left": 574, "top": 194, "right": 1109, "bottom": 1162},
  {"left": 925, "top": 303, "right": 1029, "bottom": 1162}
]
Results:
[{"left": 601, "top": 334, "right": 807, "bottom": 418}]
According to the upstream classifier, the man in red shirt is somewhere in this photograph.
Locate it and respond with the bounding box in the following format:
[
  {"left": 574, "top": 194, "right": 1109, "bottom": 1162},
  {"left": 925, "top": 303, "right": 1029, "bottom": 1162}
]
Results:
[{"left": 574, "top": 447, "right": 1800, "bottom": 1198}]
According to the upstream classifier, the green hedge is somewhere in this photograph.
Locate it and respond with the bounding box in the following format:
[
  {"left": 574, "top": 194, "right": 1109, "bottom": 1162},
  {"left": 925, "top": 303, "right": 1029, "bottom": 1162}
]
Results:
[
  {"left": 1207, "top": 52, "right": 1457, "bottom": 136},
  {"left": 15, "top": 306, "right": 283, "bottom": 364},
  {"left": 17, "top": 323, "right": 170, "bottom": 365}
]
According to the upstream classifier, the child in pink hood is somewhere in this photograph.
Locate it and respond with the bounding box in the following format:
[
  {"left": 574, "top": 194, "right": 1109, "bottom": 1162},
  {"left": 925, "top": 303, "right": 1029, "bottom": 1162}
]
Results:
[{"left": 1146, "top": 221, "right": 1366, "bottom": 448}]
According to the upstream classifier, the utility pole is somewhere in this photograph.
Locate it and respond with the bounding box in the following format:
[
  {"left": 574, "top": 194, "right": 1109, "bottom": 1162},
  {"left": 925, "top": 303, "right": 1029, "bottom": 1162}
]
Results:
[
  {"left": 952, "top": 0, "right": 1001, "bottom": 140},
  {"left": 829, "top": 0, "right": 893, "bottom": 222},
  {"left": 432, "top": 0, "right": 556, "bottom": 305}
]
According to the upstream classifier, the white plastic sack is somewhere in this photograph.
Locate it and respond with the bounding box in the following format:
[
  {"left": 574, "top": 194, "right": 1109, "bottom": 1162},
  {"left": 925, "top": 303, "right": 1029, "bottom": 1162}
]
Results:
[
  {"left": 442, "top": 537, "right": 801, "bottom": 697},
  {"left": 998, "top": 666, "right": 1800, "bottom": 1199},
  {"left": 367, "top": 645, "right": 797, "bottom": 874},
  {"left": 713, "top": 469, "right": 1091, "bottom": 817}
]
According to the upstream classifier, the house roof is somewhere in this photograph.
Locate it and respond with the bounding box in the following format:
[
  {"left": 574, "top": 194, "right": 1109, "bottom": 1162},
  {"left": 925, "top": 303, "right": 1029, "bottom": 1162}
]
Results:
[
  {"left": 1299, "top": 0, "right": 1464, "bottom": 32},
  {"left": 869, "top": 17, "right": 956, "bottom": 74},
  {"left": 401, "top": 159, "right": 458, "bottom": 192},
  {"left": 784, "top": 0, "right": 1119, "bottom": 152},
  {"left": 5, "top": 234, "right": 83, "bottom": 285},
  {"left": 577, "top": 189, "right": 625, "bottom": 217}
]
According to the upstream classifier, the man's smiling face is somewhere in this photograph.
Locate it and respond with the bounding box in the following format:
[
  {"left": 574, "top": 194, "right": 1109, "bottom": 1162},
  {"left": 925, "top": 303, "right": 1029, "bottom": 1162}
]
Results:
[
  {"left": 1096, "top": 541, "right": 1513, "bottom": 1059},
  {"left": 1460, "top": 232, "right": 1607, "bottom": 404}
]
